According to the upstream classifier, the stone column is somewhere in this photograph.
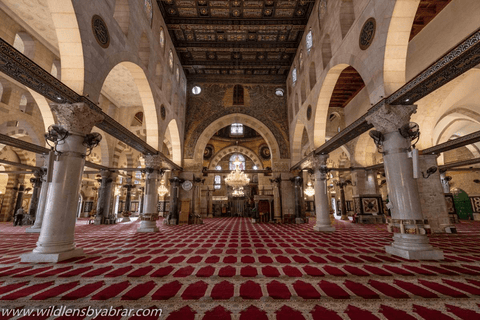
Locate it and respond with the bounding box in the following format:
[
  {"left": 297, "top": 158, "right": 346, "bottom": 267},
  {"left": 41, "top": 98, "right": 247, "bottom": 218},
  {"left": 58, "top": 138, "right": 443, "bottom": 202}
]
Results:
[
  {"left": 22, "top": 102, "right": 104, "bottom": 262},
  {"left": 271, "top": 176, "right": 282, "bottom": 222},
  {"left": 27, "top": 171, "right": 43, "bottom": 219},
  {"left": 94, "top": 170, "right": 116, "bottom": 224},
  {"left": 313, "top": 154, "right": 335, "bottom": 232},
  {"left": 440, "top": 171, "right": 451, "bottom": 194},
  {"left": 169, "top": 175, "right": 181, "bottom": 224},
  {"left": 193, "top": 177, "right": 204, "bottom": 217},
  {"left": 351, "top": 169, "right": 367, "bottom": 196},
  {"left": 138, "top": 187, "right": 144, "bottom": 214},
  {"left": 26, "top": 154, "right": 49, "bottom": 233},
  {"left": 13, "top": 184, "right": 25, "bottom": 215},
  {"left": 338, "top": 181, "right": 348, "bottom": 220},
  {"left": 366, "top": 169, "right": 379, "bottom": 194},
  {"left": 365, "top": 104, "right": 443, "bottom": 260},
  {"left": 291, "top": 176, "right": 304, "bottom": 224},
  {"left": 137, "top": 155, "right": 162, "bottom": 232},
  {"left": 123, "top": 180, "right": 135, "bottom": 213}
]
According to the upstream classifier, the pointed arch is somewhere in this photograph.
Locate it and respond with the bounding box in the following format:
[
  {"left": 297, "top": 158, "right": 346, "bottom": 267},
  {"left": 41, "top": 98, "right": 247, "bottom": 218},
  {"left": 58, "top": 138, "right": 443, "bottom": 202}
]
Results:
[
  {"left": 13, "top": 32, "right": 35, "bottom": 59},
  {"left": 209, "top": 146, "right": 263, "bottom": 170},
  {"left": 114, "top": 0, "right": 130, "bottom": 36},
  {"left": 192, "top": 114, "right": 281, "bottom": 165},
  {"left": 322, "top": 34, "right": 332, "bottom": 69},
  {"left": 383, "top": 0, "right": 421, "bottom": 95},
  {"left": 139, "top": 32, "right": 150, "bottom": 67},
  {"left": 165, "top": 119, "right": 182, "bottom": 165},
  {"left": 291, "top": 119, "right": 306, "bottom": 165},
  {"left": 340, "top": 0, "right": 355, "bottom": 39},
  {"left": 46, "top": 0, "right": 84, "bottom": 94}
]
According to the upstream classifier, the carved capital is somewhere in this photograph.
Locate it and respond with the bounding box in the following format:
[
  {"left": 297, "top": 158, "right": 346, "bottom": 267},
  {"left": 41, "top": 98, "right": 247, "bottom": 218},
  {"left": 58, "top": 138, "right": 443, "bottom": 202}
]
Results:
[
  {"left": 365, "top": 104, "right": 417, "bottom": 134},
  {"left": 311, "top": 154, "right": 329, "bottom": 171},
  {"left": 144, "top": 154, "right": 164, "bottom": 170},
  {"left": 50, "top": 103, "right": 104, "bottom": 135}
]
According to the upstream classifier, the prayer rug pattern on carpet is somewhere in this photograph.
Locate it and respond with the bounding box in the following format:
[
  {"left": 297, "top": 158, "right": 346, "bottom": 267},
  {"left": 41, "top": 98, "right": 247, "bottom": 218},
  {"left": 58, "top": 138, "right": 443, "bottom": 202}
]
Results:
[{"left": 0, "top": 218, "right": 479, "bottom": 319}]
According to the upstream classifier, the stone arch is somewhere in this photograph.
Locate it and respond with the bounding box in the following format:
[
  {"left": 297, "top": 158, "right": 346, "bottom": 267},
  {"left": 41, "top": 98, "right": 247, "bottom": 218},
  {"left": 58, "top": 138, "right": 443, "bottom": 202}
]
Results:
[
  {"left": 112, "top": 141, "right": 134, "bottom": 168},
  {"left": 164, "top": 119, "right": 182, "bottom": 165},
  {"left": 322, "top": 34, "right": 332, "bottom": 69},
  {"left": 113, "top": 0, "right": 130, "bottom": 36},
  {"left": 309, "top": 62, "right": 317, "bottom": 90},
  {"left": 138, "top": 32, "right": 150, "bottom": 67},
  {"left": 353, "top": 133, "right": 378, "bottom": 167},
  {"left": 209, "top": 146, "right": 264, "bottom": 170},
  {"left": 192, "top": 114, "right": 281, "bottom": 165},
  {"left": 291, "top": 119, "right": 306, "bottom": 164},
  {"left": 0, "top": 120, "right": 42, "bottom": 147},
  {"left": 46, "top": 0, "right": 84, "bottom": 94},
  {"left": 383, "top": 0, "right": 421, "bottom": 95},
  {"left": 13, "top": 32, "right": 35, "bottom": 59},
  {"left": 301, "top": 79, "right": 307, "bottom": 105},
  {"left": 433, "top": 108, "right": 480, "bottom": 146},
  {"left": 313, "top": 62, "right": 370, "bottom": 148},
  {"left": 100, "top": 62, "right": 159, "bottom": 148},
  {"left": 340, "top": 0, "right": 355, "bottom": 39}
]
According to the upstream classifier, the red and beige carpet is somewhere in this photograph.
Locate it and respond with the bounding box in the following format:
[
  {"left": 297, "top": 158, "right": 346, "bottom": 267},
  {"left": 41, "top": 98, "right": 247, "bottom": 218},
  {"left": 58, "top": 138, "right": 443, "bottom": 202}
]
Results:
[{"left": 0, "top": 217, "right": 479, "bottom": 319}]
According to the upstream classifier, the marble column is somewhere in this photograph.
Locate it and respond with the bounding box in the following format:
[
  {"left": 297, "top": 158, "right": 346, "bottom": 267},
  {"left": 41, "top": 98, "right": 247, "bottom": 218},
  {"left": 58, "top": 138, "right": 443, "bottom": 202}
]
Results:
[
  {"left": 123, "top": 180, "right": 135, "bottom": 213},
  {"left": 365, "top": 104, "right": 443, "bottom": 260},
  {"left": 366, "top": 169, "right": 379, "bottom": 194},
  {"left": 138, "top": 187, "right": 144, "bottom": 214},
  {"left": 291, "top": 176, "right": 304, "bottom": 224},
  {"left": 22, "top": 102, "right": 104, "bottom": 262},
  {"left": 94, "top": 170, "right": 116, "bottom": 225},
  {"left": 169, "top": 176, "right": 181, "bottom": 224},
  {"left": 313, "top": 154, "right": 335, "bottom": 232},
  {"left": 26, "top": 155, "right": 49, "bottom": 233},
  {"left": 351, "top": 169, "right": 367, "bottom": 196},
  {"left": 13, "top": 184, "right": 25, "bottom": 215},
  {"left": 271, "top": 176, "right": 282, "bottom": 222},
  {"left": 137, "top": 155, "right": 162, "bottom": 232},
  {"left": 27, "top": 171, "right": 42, "bottom": 218},
  {"left": 440, "top": 172, "right": 451, "bottom": 194}
]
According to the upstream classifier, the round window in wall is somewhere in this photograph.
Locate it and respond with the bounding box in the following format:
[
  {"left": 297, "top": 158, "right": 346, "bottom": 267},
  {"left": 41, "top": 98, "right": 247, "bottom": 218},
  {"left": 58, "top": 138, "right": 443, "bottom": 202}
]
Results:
[
  {"left": 159, "top": 27, "right": 165, "bottom": 49},
  {"left": 168, "top": 49, "right": 174, "bottom": 71},
  {"left": 253, "top": 165, "right": 258, "bottom": 170},
  {"left": 275, "top": 88, "right": 284, "bottom": 97},
  {"left": 306, "top": 105, "right": 312, "bottom": 121},
  {"left": 192, "top": 86, "right": 201, "bottom": 95}
]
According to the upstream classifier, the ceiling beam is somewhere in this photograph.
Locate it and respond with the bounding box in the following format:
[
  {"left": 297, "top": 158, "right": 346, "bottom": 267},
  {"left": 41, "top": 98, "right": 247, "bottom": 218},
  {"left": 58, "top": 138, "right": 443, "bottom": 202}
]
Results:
[
  {"left": 439, "top": 157, "right": 480, "bottom": 170},
  {"left": 292, "top": 27, "right": 480, "bottom": 170},
  {"left": 421, "top": 130, "right": 480, "bottom": 155},
  {"left": 0, "top": 159, "right": 40, "bottom": 171}
]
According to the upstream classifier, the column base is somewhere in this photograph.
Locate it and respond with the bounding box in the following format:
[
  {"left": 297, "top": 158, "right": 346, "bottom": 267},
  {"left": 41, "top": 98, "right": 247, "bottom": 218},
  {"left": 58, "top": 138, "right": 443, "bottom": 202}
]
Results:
[
  {"left": 385, "top": 245, "right": 444, "bottom": 260},
  {"left": 25, "top": 227, "right": 41, "bottom": 233},
  {"left": 94, "top": 217, "right": 103, "bottom": 225},
  {"left": 21, "top": 248, "right": 84, "bottom": 263},
  {"left": 295, "top": 218, "right": 304, "bottom": 224},
  {"left": 313, "top": 224, "right": 335, "bottom": 232},
  {"left": 137, "top": 220, "right": 159, "bottom": 233},
  {"left": 137, "top": 226, "right": 159, "bottom": 233},
  {"left": 121, "top": 217, "right": 131, "bottom": 222}
]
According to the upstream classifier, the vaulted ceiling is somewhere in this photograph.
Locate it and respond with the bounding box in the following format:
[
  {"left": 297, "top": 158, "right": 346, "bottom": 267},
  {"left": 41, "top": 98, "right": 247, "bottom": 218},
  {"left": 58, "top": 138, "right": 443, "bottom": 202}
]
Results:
[{"left": 157, "top": 0, "right": 315, "bottom": 83}]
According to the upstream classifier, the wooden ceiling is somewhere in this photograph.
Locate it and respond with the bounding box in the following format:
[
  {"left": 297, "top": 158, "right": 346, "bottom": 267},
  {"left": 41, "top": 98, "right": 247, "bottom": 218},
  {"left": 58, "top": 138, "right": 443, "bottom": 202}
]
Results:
[
  {"left": 409, "top": 0, "right": 453, "bottom": 40},
  {"left": 157, "top": 0, "right": 315, "bottom": 82},
  {"left": 329, "top": 66, "right": 365, "bottom": 109}
]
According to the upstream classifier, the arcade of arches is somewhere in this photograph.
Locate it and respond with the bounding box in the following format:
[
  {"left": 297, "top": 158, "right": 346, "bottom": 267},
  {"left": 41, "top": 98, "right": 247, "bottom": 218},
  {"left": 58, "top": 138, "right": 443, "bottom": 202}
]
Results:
[{"left": 0, "top": 0, "right": 479, "bottom": 318}]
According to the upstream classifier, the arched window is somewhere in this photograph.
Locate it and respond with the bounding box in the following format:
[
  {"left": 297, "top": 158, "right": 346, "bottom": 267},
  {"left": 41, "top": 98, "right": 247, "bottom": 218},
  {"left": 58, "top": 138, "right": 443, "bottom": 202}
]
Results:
[
  {"left": 230, "top": 123, "right": 243, "bottom": 136},
  {"left": 229, "top": 154, "right": 245, "bottom": 171},
  {"left": 135, "top": 168, "right": 142, "bottom": 184},
  {"left": 13, "top": 32, "right": 35, "bottom": 59},
  {"left": 306, "top": 30, "right": 313, "bottom": 53},
  {"left": 233, "top": 84, "right": 244, "bottom": 105},
  {"left": 214, "top": 175, "right": 221, "bottom": 189},
  {"left": 215, "top": 165, "right": 222, "bottom": 171},
  {"left": 131, "top": 112, "right": 143, "bottom": 126},
  {"left": 292, "top": 68, "right": 297, "bottom": 86}
]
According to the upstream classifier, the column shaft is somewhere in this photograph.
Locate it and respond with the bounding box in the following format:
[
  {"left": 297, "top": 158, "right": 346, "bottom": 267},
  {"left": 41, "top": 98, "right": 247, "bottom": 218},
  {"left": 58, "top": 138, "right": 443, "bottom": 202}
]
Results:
[{"left": 313, "top": 155, "right": 335, "bottom": 232}]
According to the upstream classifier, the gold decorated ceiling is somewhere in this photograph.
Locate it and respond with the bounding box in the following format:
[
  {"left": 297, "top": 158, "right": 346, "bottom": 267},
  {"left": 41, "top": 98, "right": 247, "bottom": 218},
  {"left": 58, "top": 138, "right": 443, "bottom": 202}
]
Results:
[{"left": 157, "top": 0, "right": 315, "bottom": 82}]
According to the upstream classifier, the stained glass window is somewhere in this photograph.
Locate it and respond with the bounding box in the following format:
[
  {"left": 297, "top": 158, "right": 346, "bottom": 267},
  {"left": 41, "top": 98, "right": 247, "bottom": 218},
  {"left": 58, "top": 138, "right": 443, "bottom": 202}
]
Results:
[
  {"left": 230, "top": 123, "right": 243, "bottom": 135},
  {"left": 229, "top": 154, "right": 245, "bottom": 170}
]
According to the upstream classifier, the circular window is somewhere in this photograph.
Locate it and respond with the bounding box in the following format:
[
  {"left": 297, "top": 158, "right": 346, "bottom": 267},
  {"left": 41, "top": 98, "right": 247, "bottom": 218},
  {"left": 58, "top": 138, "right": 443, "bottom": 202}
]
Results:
[
  {"left": 253, "top": 165, "right": 258, "bottom": 170},
  {"left": 168, "top": 49, "right": 174, "bottom": 71},
  {"left": 192, "top": 86, "right": 201, "bottom": 95},
  {"left": 275, "top": 88, "right": 284, "bottom": 97},
  {"left": 306, "top": 105, "right": 312, "bottom": 121},
  {"left": 159, "top": 28, "right": 165, "bottom": 49},
  {"left": 215, "top": 165, "right": 222, "bottom": 171}
]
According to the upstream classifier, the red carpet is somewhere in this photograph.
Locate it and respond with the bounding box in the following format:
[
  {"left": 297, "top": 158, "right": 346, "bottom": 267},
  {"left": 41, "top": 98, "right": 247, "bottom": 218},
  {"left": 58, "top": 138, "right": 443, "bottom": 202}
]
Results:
[{"left": 0, "top": 217, "right": 479, "bottom": 319}]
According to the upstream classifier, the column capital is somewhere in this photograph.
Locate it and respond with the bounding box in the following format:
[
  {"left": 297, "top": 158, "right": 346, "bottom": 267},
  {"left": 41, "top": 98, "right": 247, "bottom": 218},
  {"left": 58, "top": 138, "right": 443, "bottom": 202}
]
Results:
[
  {"left": 143, "top": 154, "right": 164, "bottom": 170},
  {"left": 365, "top": 104, "right": 417, "bottom": 134},
  {"left": 50, "top": 103, "right": 104, "bottom": 135},
  {"left": 311, "top": 154, "right": 329, "bottom": 172}
]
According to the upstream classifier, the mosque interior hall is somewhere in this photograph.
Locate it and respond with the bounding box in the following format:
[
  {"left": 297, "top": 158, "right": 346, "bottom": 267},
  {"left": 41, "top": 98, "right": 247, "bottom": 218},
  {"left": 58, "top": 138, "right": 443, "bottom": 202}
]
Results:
[{"left": 0, "top": 0, "right": 480, "bottom": 318}]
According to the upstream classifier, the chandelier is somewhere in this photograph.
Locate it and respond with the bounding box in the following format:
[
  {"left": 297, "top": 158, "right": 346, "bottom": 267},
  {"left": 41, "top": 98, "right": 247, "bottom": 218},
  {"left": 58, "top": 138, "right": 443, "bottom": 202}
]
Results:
[
  {"left": 225, "top": 156, "right": 250, "bottom": 188},
  {"left": 157, "top": 179, "right": 169, "bottom": 198},
  {"left": 232, "top": 187, "right": 245, "bottom": 197},
  {"left": 304, "top": 181, "right": 315, "bottom": 197}
]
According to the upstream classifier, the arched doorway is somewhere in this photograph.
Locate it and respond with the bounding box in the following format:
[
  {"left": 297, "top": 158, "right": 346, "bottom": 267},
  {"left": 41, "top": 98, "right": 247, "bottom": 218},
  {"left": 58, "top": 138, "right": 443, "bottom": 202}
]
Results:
[{"left": 452, "top": 188, "right": 473, "bottom": 220}]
